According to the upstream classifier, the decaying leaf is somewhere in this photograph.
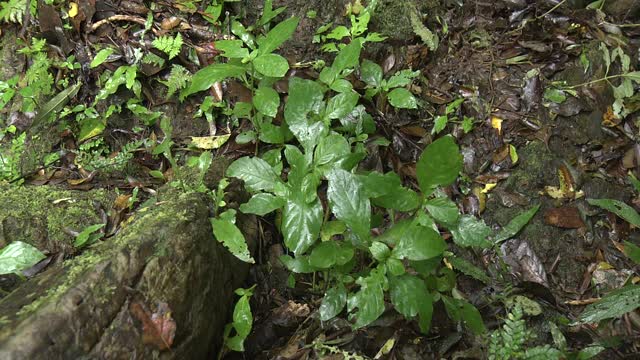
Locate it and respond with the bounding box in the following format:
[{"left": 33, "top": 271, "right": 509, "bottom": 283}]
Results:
[
  {"left": 130, "top": 301, "right": 177, "bottom": 350},
  {"left": 544, "top": 206, "right": 585, "bottom": 229},
  {"left": 191, "top": 134, "right": 231, "bottom": 149}
]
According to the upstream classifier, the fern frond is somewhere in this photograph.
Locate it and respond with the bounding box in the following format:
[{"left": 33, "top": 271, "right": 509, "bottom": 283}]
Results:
[
  {"left": 0, "top": 0, "right": 35, "bottom": 24},
  {"left": 152, "top": 33, "right": 183, "bottom": 60},
  {"left": 160, "top": 64, "right": 191, "bottom": 98}
]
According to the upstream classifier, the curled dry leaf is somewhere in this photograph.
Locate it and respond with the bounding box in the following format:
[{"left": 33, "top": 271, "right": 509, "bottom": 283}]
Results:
[{"left": 544, "top": 206, "right": 585, "bottom": 229}]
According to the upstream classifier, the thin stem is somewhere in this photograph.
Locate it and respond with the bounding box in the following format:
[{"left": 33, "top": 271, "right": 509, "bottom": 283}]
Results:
[
  {"left": 566, "top": 74, "right": 624, "bottom": 89},
  {"left": 536, "top": 0, "right": 568, "bottom": 20}
]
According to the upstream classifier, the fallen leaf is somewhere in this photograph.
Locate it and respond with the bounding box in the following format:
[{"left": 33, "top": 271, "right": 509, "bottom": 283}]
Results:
[
  {"left": 68, "top": 2, "right": 78, "bottom": 17},
  {"left": 191, "top": 134, "right": 231, "bottom": 149},
  {"left": 491, "top": 116, "right": 503, "bottom": 134},
  {"left": 544, "top": 206, "right": 585, "bottom": 228},
  {"left": 130, "top": 301, "right": 176, "bottom": 350}
]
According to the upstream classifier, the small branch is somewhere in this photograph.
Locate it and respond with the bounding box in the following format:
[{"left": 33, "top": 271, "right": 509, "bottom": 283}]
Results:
[{"left": 89, "top": 15, "right": 159, "bottom": 35}]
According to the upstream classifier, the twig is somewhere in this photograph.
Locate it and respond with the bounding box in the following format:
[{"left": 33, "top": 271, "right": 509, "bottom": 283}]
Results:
[{"left": 89, "top": 15, "right": 159, "bottom": 35}]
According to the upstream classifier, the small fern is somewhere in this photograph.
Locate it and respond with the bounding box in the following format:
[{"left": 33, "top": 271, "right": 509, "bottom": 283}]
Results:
[
  {"left": 160, "top": 64, "right": 191, "bottom": 98},
  {"left": 152, "top": 33, "right": 183, "bottom": 60},
  {"left": 0, "top": 0, "right": 34, "bottom": 24}
]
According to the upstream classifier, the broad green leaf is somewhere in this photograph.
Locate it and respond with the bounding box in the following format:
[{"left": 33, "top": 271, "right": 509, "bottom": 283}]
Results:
[
  {"left": 376, "top": 220, "right": 412, "bottom": 247},
  {"left": 78, "top": 116, "right": 106, "bottom": 142},
  {"left": 182, "top": 63, "right": 247, "bottom": 98},
  {"left": 239, "top": 193, "right": 285, "bottom": 216},
  {"left": 576, "top": 346, "right": 605, "bottom": 359},
  {"left": 325, "top": 92, "right": 359, "bottom": 120},
  {"left": 320, "top": 283, "right": 347, "bottom": 321},
  {"left": 279, "top": 254, "right": 316, "bottom": 273},
  {"left": 215, "top": 39, "right": 249, "bottom": 58},
  {"left": 284, "top": 145, "right": 308, "bottom": 188},
  {"left": 451, "top": 215, "right": 492, "bottom": 248},
  {"left": 442, "top": 296, "right": 485, "bottom": 334},
  {"left": 332, "top": 38, "right": 363, "bottom": 74},
  {"left": 369, "top": 241, "right": 391, "bottom": 262},
  {"left": 282, "top": 197, "right": 323, "bottom": 255},
  {"left": 231, "top": 20, "right": 256, "bottom": 49},
  {"left": 360, "top": 59, "right": 383, "bottom": 87},
  {"left": 389, "top": 275, "right": 432, "bottom": 318},
  {"left": 257, "top": 0, "right": 287, "bottom": 26},
  {"left": 360, "top": 171, "right": 401, "bottom": 198},
  {"left": 227, "top": 156, "right": 282, "bottom": 193},
  {"left": 253, "top": 86, "right": 280, "bottom": 117},
  {"left": 425, "top": 196, "right": 460, "bottom": 227},
  {"left": 327, "top": 169, "right": 371, "bottom": 239},
  {"left": 326, "top": 25, "right": 350, "bottom": 40},
  {"left": 392, "top": 224, "right": 446, "bottom": 261},
  {"left": 330, "top": 79, "right": 353, "bottom": 93},
  {"left": 544, "top": 88, "right": 566, "bottom": 103},
  {"left": 624, "top": 241, "right": 640, "bottom": 264},
  {"left": 386, "top": 69, "right": 420, "bottom": 89},
  {"left": 321, "top": 220, "right": 347, "bottom": 241},
  {"left": 284, "top": 77, "right": 327, "bottom": 151},
  {"left": 314, "top": 133, "right": 350, "bottom": 167},
  {"left": 387, "top": 88, "right": 417, "bottom": 109},
  {"left": 416, "top": 136, "right": 462, "bottom": 193},
  {"left": 90, "top": 48, "right": 114, "bottom": 68},
  {"left": 257, "top": 17, "right": 300, "bottom": 55},
  {"left": 447, "top": 256, "right": 490, "bottom": 284},
  {"left": 432, "top": 115, "right": 448, "bottom": 134},
  {"left": 253, "top": 53, "right": 290, "bottom": 78},
  {"left": 0, "top": 241, "right": 46, "bottom": 275},
  {"left": 74, "top": 223, "right": 105, "bottom": 248},
  {"left": 233, "top": 293, "right": 253, "bottom": 337},
  {"left": 211, "top": 218, "right": 254, "bottom": 263},
  {"left": 347, "top": 268, "right": 386, "bottom": 328},
  {"left": 587, "top": 198, "right": 640, "bottom": 227},
  {"left": 494, "top": 204, "right": 540, "bottom": 244},
  {"left": 386, "top": 258, "right": 405, "bottom": 276},
  {"left": 577, "top": 285, "right": 640, "bottom": 324},
  {"left": 372, "top": 187, "right": 421, "bottom": 212},
  {"left": 309, "top": 241, "right": 339, "bottom": 268}
]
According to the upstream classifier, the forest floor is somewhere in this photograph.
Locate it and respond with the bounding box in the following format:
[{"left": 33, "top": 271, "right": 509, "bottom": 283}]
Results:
[{"left": 1, "top": 0, "right": 640, "bottom": 359}]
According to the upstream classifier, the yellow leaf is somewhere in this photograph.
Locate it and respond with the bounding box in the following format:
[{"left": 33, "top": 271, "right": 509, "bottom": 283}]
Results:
[
  {"left": 509, "top": 144, "right": 518, "bottom": 164},
  {"left": 68, "top": 2, "right": 79, "bottom": 18},
  {"left": 597, "top": 262, "right": 614, "bottom": 270},
  {"left": 481, "top": 183, "right": 497, "bottom": 193},
  {"left": 191, "top": 134, "right": 230, "bottom": 149},
  {"left": 491, "top": 116, "right": 503, "bottom": 134}
]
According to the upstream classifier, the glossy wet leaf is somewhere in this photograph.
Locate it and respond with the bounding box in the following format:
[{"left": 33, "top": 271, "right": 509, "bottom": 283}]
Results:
[
  {"left": 314, "top": 133, "right": 350, "bottom": 166},
  {"left": 0, "top": 241, "right": 46, "bottom": 275},
  {"left": 214, "top": 39, "right": 249, "bottom": 58},
  {"left": 282, "top": 197, "right": 323, "bottom": 255},
  {"left": 279, "top": 254, "right": 316, "bottom": 273},
  {"left": 253, "top": 86, "right": 280, "bottom": 117},
  {"left": 90, "top": 48, "right": 114, "bottom": 68},
  {"left": 320, "top": 283, "right": 347, "bottom": 321},
  {"left": 257, "top": 16, "right": 299, "bottom": 54},
  {"left": 360, "top": 59, "right": 383, "bottom": 87},
  {"left": 211, "top": 218, "right": 254, "bottom": 263},
  {"left": 309, "top": 241, "right": 340, "bottom": 268},
  {"left": 183, "top": 63, "right": 247, "bottom": 98},
  {"left": 369, "top": 241, "right": 390, "bottom": 262},
  {"left": 577, "top": 285, "right": 640, "bottom": 324},
  {"left": 425, "top": 196, "right": 460, "bottom": 227},
  {"left": 360, "top": 171, "right": 401, "bottom": 198},
  {"left": 389, "top": 275, "right": 431, "bottom": 318},
  {"left": 239, "top": 193, "right": 285, "bottom": 216},
  {"left": 494, "top": 204, "right": 540, "bottom": 244},
  {"left": 284, "top": 77, "right": 326, "bottom": 151},
  {"left": 327, "top": 169, "right": 371, "bottom": 239},
  {"left": 227, "top": 157, "right": 282, "bottom": 193},
  {"left": 451, "top": 215, "right": 492, "bottom": 248},
  {"left": 387, "top": 88, "right": 417, "bottom": 109},
  {"left": 587, "top": 198, "right": 640, "bottom": 227},
  {"left": 332, "top": 38, "right": 362, "bottom": 74},
  {"left": 372, "top": 187, "right": 421, "bottom": 212},
  {"left": 253, "top": 53, "right": 289, "bottom": 78},
  {"left": 442, "top": 296, "right": 486, "bottom": 334},
  {"left": 416, "top": 136, "right": 462, "bottom": 193},
  {"left": 325, "top": 92, "right": 359, "bottom": 120},
  {"left": 392, "top": 224, "right": 446, "bottom": 261},
  {"left": 347, "top": 269, "right": 386, "bottom": 328},
  {"left": 544, "top": 88, "right": 566, "bottom": 103}
]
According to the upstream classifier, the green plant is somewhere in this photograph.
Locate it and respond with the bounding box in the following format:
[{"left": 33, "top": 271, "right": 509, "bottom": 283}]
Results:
[
  {"left": 0, "top": 0, "right": 34, "bottom": 24},
  {"left": 0, "top": 241, "right": 45, "bottom": 275},
  {"left": 488, "top": 305, "right": 562, "bottom": 360},
  {"left": 152, "top": 33, "right": 184, "bottom": 60},
  {"left": 73, "top": 223, "right": 105, "bottom": 248},
  {"left": 313, "top": 4, "right": 386, "bottom": 53},
  {"left": 160, "top": 64, "right": 191, "bottom": 98},
  {"left": 359, "top": 60, "right": 420, "bottom": 109},
  {"left": 0, "top": 131, "right": 26, "bottom": 182},
  {"left": 220, "top": 286, "right": 255, "bottom": 356}
]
